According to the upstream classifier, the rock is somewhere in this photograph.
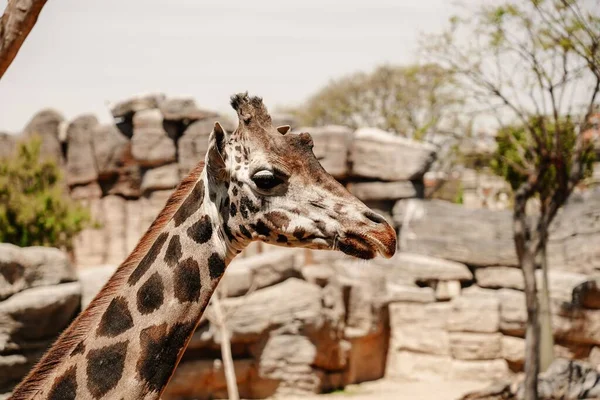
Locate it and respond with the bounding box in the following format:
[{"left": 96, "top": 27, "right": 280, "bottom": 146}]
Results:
[
  {"left": 448, "top": 288, "right": 500, "bottom": 333},
  {"left": 348, "top": 180, "right": 421, "bottom": 201},
  {"left": 159, "top": 98, "right": 218, "bottom": 121},
  {"left": 386, "top": 351, "right": 452, "bottom": 381},
  {"left": 498, "top": 289, "right": 527, "bottom": 336},
  {"left": 449, "top": 359, "right": 510, "bottom": 381},
  {"left": 300, "top": 264, "right": 335, "bottom": 287},
  {"left": 91, "top": 124, "right": 129, "bottom": 178},
  {"left": 131, "top": 110, "right": 176, "bottom": 167},
  {"left": 449, "top": 332, "right": 503, "bottom": 360},
  {"left": 100, "top": 162, "right": 142, "bottom": 198},
  {"left": 0, "top": 349, "right": 46, "bottom": 393},
  {"left": 390, "top": 302, "right": 452, "bottom": 330},
  {"left": 125, "top": 199, "right": 145, "bottom": 254},
  {"left": 343, "top": 316, "right": 388, "bottom": 384},
  {"left": 501, "top": 336, "right": 587, "bottom": 370},
  {"left": 537, "top": 270, "right": 589, "bottom": 303},
  {"left": 435, "top": 280, "right": 462, "bottom": 301},
  {"left": 0, "top": 133, "right": 16, "bottom": 159},
  {"left": 22, "top": 109, "right": 64, "bottom": 162},
  {"left": 394, "top": 199, "right": 518, "bottom": 267},
  {"left": 141, "top": 190, "right": 172, "bottom": 231},
  {"left": 0, "top": 244, "right": 77, "bottom": 301},
  {"left": 392, "top": 326, "right": 450, "bottom": 356},
  {"left": 70, "top": 182, "right": 102, "bottom": 200},
  {"left": 350, "top": 128, "right": 436, "bottom": 181},
  {"left": 295, "top": 126, "right": 352, "bottom": 179},
  {"left": 220, "top": 250, "right": 300, "bottom": 297},
  {"left": 385, "top": 252, "right": 473, "bottom": 283},
  {"left": 178, "top": 119, "right": 214, "bottom": 174},
  {"left": 110, "top": 93, "right": 165, "bottom": 119},
  {"left": 102, "top": 195, "right": 128, "bottom": 265},
  {"left": 476, "top": 267, "right": 524, "bottom": 290},
  {"left": 72, "top": 199, "right": 105, "bottom": 266},
  {"left": 0, "top": 282, "right": 81, "bottom": 353},
  {"left": 65, "top": 114, "right": 99, "bottom": 186},
  {"left": 77, "top": 265, "right": 117, "bottom": 308},
  {"left": 140, "top": 163, "right": 180, "bottom": 192},
  {"left": 386, "top": 283, "right": 436, "bottom": 303}
]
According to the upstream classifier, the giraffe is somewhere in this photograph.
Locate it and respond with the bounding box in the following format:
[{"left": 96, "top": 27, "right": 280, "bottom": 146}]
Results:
[{"left": 10, "top": 93, "right": 397, "bottom": 400}]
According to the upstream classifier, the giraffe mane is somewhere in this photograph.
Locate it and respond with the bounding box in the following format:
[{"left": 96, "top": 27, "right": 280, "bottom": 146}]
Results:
[
  {"left": 230, "top": 92, "right": 272, "bottom": 126},
  {"left": 10, "top": 162, "right": 206, "bottom": 399}
]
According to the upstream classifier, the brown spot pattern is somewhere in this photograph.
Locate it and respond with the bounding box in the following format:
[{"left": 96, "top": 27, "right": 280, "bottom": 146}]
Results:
[
  {"left": 264, "top": 211, "right": 290, "bottom": 229},
  {"left": 173, "top": 181, "right": 204, "bottom": 227},
  {"left": 128, "top": 232, "right": 168, "bottom": 285},
  {"left": 137, "top": 272, "right": 165, "bottom": 314},
  {"left": 208, "top": 253, "right": 225, "bottom": 279},
  {"left": 48, "top": 366, "right": 77, "bottom": 400},
  {"left": 187, "top": 215, "right": 213, "bottom": 244},
  {"left": 86, "top": 341, "right": 128, "bottom": 399},
  {"left": 96, "top": 296, "right": 133, "bottom": 338},
  {"left": 174, "top": 257, "right": 201, "bottom": 303},
  {"left": 137, "top": 322, "right": 196, "bottom": 393},
  {"left": 164, "top": 235, "right": 182, "bottom": 268}
]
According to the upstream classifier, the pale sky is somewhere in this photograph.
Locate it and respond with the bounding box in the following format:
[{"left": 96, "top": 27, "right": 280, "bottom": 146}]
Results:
[{"left": 0, "top": 0, "right": 462, "bottom": 132}]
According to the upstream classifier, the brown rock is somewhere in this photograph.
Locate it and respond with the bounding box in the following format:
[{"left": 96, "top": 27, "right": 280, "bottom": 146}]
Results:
[
  {"left": 140, "top": 163, "right": 180, "bottom": 192},
  {"left": 92, "top": 124, "right": 129, "bottom": 178},
  {"left": 159, "top": 98, "right": 218, "bottom": 121},
  {"left": 22, "top": 109, "right": 64, "bottom": 162},
  {"left": 350, "top": 128, "right": 436, "bottom": 181},
  {"left": 348, "top": 180, "right": 421, "bottom": 201},
  {"left": 0, "top": 244, "right": 77, "bottom": 301},
  {"left": 110, "top": 93, "right": 165, "bottom": 119},
  {"left": 449, "top": 332, "right": 503, "bottom": 360},
  {"left": 66, "top": 114, "right": 99, "bottom": 185}
]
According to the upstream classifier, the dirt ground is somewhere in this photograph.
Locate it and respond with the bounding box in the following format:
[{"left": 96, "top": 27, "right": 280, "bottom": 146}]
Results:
[{"left": 287, "top": 379, "right": 490, "bottom": 400}]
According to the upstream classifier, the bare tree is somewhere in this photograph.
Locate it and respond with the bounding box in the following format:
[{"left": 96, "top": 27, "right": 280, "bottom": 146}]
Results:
[
  {"left": 0, "top": 0, "right": 48, "bottom": 79},
  {"left": 425, "top": 1, "right": 599, "bottom": 398}
]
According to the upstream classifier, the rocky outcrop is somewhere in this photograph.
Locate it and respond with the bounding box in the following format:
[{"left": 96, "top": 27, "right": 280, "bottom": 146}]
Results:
[{"left": 0, "top": 245, "right": 81, "bottom": 396}]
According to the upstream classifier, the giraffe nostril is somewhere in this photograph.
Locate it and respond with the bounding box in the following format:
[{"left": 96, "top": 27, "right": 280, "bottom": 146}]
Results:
[{"left": 363, "top": 210, "right": 386, "bottom": 225}]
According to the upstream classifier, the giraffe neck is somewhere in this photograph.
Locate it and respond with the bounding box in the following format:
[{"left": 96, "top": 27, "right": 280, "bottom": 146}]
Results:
[{"left": 11, "top": 165, "right": 241, "bottom": 400}]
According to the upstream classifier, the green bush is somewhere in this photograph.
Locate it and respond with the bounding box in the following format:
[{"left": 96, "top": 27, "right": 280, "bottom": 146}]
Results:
[{"left": 0, "top": 136, "right": 91, "bottom": 249}]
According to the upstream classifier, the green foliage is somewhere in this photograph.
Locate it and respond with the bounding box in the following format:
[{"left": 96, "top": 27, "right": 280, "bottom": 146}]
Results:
[
  {"left": 290, "top": 64, "right": 466, "bottom": 140},
  {"left": 491, "top": 118, "right": 595, "bottom": 197},
  {"left": 0, "top": 136, "right": 91, "bottom": 249}
]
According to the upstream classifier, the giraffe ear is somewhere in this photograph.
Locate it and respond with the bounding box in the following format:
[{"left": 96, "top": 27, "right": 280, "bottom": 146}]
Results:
[
  {"left": 206, "top": 122, "right": 228, "bottom": 180},
  {"left": 276, "top": 125, "right": 291, "bottom": 135}
]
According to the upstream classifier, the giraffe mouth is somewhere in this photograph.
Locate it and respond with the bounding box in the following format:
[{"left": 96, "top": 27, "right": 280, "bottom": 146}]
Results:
[{"left": 333, "top": 231, "right": 396, "bottom": 260}]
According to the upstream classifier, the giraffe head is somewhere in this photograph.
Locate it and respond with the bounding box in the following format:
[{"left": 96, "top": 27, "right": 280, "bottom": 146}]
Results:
[{"left": 206, "top": 93, "right": 396, "bottom": 260}]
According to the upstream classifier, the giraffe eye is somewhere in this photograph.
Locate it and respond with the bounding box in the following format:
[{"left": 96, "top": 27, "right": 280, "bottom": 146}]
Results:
[{"left": 252, "top": 170, "right": 283, "bottom": 190}]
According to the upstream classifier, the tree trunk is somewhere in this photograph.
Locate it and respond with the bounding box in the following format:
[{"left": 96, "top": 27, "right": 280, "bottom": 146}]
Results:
[
  {"left": 522, "top": 248, "right": 540, "bottom": 399},
  {"left": 212, "top": 293, "right": 240, "bottom": 400},
  {"left": 538, "top": 243, "right": 555, "bottom": 372},
  {"left": 0, "top": 0, "right": 49, "bottom": 79}
]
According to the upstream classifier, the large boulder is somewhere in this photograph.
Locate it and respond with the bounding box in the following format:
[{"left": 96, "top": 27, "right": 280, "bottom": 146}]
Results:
[
  {"left": 140, "top": 163, "right": 180, "bottom": 192},
  {"left": 65, "top": 114, "right": 99, "bottom": 186},
  {"left": 348, "top": 180, "right": 421, "bottom": 202},
  {"left": 110, "top": 93, "right": 166, "bottom": 119},
  {"left": 159, "top": 98, "right": 218, "bottom": 121},
  {"left": 131, "top": 109, "right": 176, "bottom": 167},
  {"left": 91, "top": 124, "right": 129, "bottom": 178},
  {"left": 394, "top": 199, "right": 518, "bottom": 267},
  {"left": 349, "top": 128, "right": 436, "bottom": 181},
  {"left": 0, "top": 244, "right": 77, "bottom": 301},
  {"left": 295, "top": 126, "right": 352, "bottom": 179},
  {"left": 22, "top": 109, "right": 64, "bottom": 162},
  {"left": 382, "top": 252, "right": 473, "bottom": 284}
]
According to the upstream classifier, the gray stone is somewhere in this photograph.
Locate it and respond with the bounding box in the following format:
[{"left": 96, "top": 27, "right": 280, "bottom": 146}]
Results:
[
  {"left": 383, "top": 252, "right": 473, "bottom": 283},
  {"left": 385, "top": 283, "right": 436, "bottom": 303},
  {"left": 449, "top": 332, "right": 503, "bottom": 360},
  {"left": 220, "top": 250, "right": 300, "bottom": 297},
  {"left": 140, "top": 163, "right": 180, "bottom": 192},
  {"left": 69, "top": 182, "right": 102, "bottom": 200},
  {"left": 178, "top": 119, "right": 213, "bottom": 174},
  {"left": 295, "top": 126, "right": 352, "bottom": 179},
  {"left": 394, "top": 199, "right": 518, "bottom": 267},
  {"left": 0, "top": 244, "right": 77, "bottom": 301},
  {"left": 0, "top": 283, "right": 81, "bottom": 353},
  {"left": 91, "top": 124, "right": 129, "bottom": 178},
  {"left": 435, "top": 280, "right": 462, "bottom": 301},
  {"left": 110, "top": 93, "right": 165, "bottom": 118},
  {"left": 348, "top": 180, "right": 420, "bottom": 201},
  {"left": 350, "top": 128, "right": 436, "bottom": 181},
  {"left": 159, "top": 98, "right": 218, "bottom": 121},
  {"left": 66, "top": 114, "right": 99, "bottom": 185},
  {"left": 448, "top": 288, "right": 500, "bottom": 333},
  {"left": 476, "top": 267, "right": 524, "bottom": 290},
  {"left": 131, "top": 127, "right": 176, "bottom": 168},
  {"left": 392, "top": 326, "right": 450, "bottom": 355},
  {"left": 22, "top": 109, "right": 64, "bottom": 162},
  {"left": 78, "top": 265, "right": 117, "bottom": 308}
]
